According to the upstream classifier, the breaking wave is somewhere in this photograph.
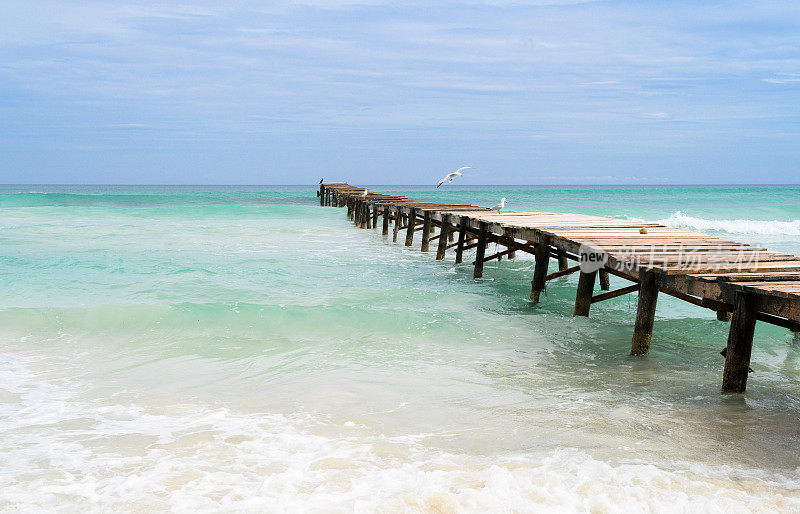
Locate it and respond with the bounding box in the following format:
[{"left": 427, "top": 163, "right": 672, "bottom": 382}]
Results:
[{"left": 657, "top": 211, "right": 800, "bottom": 236}]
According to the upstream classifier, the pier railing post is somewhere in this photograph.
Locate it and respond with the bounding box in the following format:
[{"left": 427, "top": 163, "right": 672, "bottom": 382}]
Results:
[
  {"left": 420, "top": 212, "right": 432, "bottom": 252},
  {"left": 722, "top": 292, "right": 757, "bottom": 393},
  {"left": 530, "top": 237, "right": 550, "bottom": 302},
  {"left": 473, "top": 222, "right": 488, "bottom": 278},
  {"left": 382, "top": 206, "right": 389, "bottom": 235},
  {"left": 573, "top": 271, "right": 597, "bottom": 317},
  {"left": 405, "top": 208, "right": 417, "bottom": 246},
  {"left": 631, "top": 269, "right": 660, "bottom": 356},
  {"left": 455, "top": 218, "right": 467, "bottom": 264},
  {"left": 436, "top": 216, "right": 450, "bottom": 260}
]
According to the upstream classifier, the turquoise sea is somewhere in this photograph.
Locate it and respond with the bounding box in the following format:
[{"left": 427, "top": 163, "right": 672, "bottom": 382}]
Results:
[{"left": 2, "top": 184, "right": 800, "bottom": 511}]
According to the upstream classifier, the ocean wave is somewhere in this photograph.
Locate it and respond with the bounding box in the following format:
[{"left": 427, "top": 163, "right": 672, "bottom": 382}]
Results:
[
  {"left": 657, "top": 211, "right": 800, "bottom": 236},
  {"left": 1, "top": 352, "right": 799, "bottom": 512}
]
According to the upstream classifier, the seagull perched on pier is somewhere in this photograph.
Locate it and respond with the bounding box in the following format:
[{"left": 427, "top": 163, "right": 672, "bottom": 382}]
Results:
[
  {"left": 436, "top": 167, "right": 471, "bottom": 188},
  {"left": 490, "top": 198, "right": 506, "bottom": 211},
  {"left": 319, "top": 178, "right": 323, "bottom": 184},
  {"left": 361, "top": 189, "right": 369, "bottom": 197}
]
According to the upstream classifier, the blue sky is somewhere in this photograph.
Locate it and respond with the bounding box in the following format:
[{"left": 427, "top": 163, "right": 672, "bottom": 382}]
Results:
[{"left": 1, "top": 1, "right": 799, "bottom": 184}]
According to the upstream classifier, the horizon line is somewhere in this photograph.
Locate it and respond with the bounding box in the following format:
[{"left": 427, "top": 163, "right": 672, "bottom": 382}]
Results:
[{"left": 2, "top": 183, "right": 800, "bottom": 187}]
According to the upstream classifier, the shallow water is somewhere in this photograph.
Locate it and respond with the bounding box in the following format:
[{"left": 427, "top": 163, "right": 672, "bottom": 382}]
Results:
[{"left": 1, "top": 184, "right": 800, "bottom": 511}]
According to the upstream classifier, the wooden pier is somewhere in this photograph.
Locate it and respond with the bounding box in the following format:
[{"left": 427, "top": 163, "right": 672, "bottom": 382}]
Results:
[{"left": 318, "top": 183, "right": 800, "bottom": 393}]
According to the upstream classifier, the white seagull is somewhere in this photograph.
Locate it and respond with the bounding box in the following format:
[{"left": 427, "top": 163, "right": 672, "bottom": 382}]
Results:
[
  {"left": 436, "top": 167, "right": 471, "bottom": 188},
  {"left": 490, "top": 197, "right": 506, "bottom": 211},
  {"left": 361, "top": 189, "right": 369, "bottom": 197}
]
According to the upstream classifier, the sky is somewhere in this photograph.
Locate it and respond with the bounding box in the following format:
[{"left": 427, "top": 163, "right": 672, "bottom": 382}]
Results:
[{"left": 1, "top": 0, "right": 799, "bottom": 185}]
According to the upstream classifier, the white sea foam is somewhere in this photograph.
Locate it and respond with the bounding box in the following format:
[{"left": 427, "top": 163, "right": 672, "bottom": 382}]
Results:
[
  {"left": 657, "top": 211, "right": 800, "bottom": 236},
  {"left": 2, "top": 352, "right": 799, "bottom": 512}
]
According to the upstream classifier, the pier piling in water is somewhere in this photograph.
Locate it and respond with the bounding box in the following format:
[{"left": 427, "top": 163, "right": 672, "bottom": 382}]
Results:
[
  {"left": 631, "top": 270, "right": 660, "bottom": 356},
  {"left": 318, "top": 182, "right": 800, "bottom": 393}
]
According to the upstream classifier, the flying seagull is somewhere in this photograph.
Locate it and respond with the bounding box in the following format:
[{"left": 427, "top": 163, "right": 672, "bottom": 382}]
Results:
[
  {"left": 436, "top": 167, "right": 471, "bottom": 188},
  {"left": 490, "top": 197, "right": 506, "bottom": 211}
]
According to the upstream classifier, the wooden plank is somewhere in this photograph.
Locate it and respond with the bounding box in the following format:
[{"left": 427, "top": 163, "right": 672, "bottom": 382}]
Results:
[{"left": 592, "top": 283, "right": 640, "bottom": 304}]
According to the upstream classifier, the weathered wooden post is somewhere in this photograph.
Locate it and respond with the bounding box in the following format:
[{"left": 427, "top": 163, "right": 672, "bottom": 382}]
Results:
[
  {"left": 630, "top": 270, "right": 660, "bottom": 355},
  {"left": 347, "top": 198, "right": 353, "bottom": 219},
  {"left": 392, "top": 208, "right": 401, "bottom": 242},
  {"left": 319, "top": 185, "right": 325, "bottom": 206},
  {"left": 504, "top": 228, "right": 516, "bottom": 259},
  {"left": 530, "top": 237, "right": 550, "bottom": 302},
  {"left": 557, "top": 250, "right": 569, "bottom": 271},
  {"left": 473, "top": 222, "right": 488, "bottom": 278},
  {"left": 420, "top": 212, "right": 432, "bottom": 252},
  {"left": 599, "top": 270, "right": 611, "bottom": 290},
  {"left": 382, "top": 207, "right": 389, "bottom": 235},
  {"left": 372, "top": 204, "right": 378, "bottom": 229},
  {"left": 455, "top": 218, "right": 467, "bottom": 264},
  {"left": 405, "top": 208, "right": 417, "bottom": 246},
  {"left": 436, "top": 216, "right": 450, "bottom": 260},
  {"left": 365, "top": 204, "right": 372, "bottom": 229},
  {"left": 722, "top": 292, "right": 757, "bottom": 393},
  {"left": 573, "top": 271, "right": 597, "bottom": 317}
]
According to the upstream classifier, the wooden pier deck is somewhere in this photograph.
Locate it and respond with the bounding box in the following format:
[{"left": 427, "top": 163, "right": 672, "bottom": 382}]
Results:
[{"left": 319, "top": 183, "right": 800, "bottom": 393}]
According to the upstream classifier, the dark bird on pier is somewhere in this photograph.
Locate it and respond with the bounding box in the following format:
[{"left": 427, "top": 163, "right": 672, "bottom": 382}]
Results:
[{"left": 319, "top": 178, "right": 323, "bottom": 184}]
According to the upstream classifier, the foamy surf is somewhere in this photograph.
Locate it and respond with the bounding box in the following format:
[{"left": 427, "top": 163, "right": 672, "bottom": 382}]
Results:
[
  {"left": 1, "top": 353, "right": 799, "bottom": 513},
  {"left": 657, "top": 211, "right": 800, "bottom": 236}
]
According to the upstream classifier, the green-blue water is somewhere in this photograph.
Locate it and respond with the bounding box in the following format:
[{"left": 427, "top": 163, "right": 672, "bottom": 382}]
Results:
[{"left": 1, "top": 184, "right": 800, "bottom": 511}]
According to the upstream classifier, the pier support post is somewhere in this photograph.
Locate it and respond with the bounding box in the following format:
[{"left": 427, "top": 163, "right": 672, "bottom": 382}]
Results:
[
  {"left": 473, "top": 222, "right": 488, "bottom": 279},
  {"left": 573, "top": 271, "right": 597, "bottom": 317},
  {"left": 436, "top": 216, "right": 450, "bottom": 260},
  {"left": 557, "top": 250, "right": 569, "bottom": 271},
  {"left": 365, "top": 204, "right": 372, "bottom": 229},
  {"left": 392, "top": 209, "right": 401, "bottom": 242},
  {"left": 420, "top": 212, "right": 432, "bottom": 252},
  {"left": 373, "top": 205, "right": 378, "bottom": 229},
  {"left": 347, "top": 199, "right": 353, "bottom": 219},
  {"left": 382, "top": 207, "right": 389, "bottom": 236},
  {"left": 405, "top": 208, "right": 417, "bottom": 246},
  {"left": 319, "top": 186, "right": 325, "bottom": 206},
  {"left": 455, "top": 218, "right": 467, "bottom": 264},
  {"left": 599, "top": 270, "right": 610, "bottom": 291},
  {"left": 530, "top": 238, "right": 550, "bottom": 302},
  {"left": 631, "top": 270, "right": 660, "bottom": 356},
  {"left": 504, "top": 228, "right": 516, "bottom": 259},
  {"left": 722, "top": 292, "right": 757, "bottom": 393}
]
